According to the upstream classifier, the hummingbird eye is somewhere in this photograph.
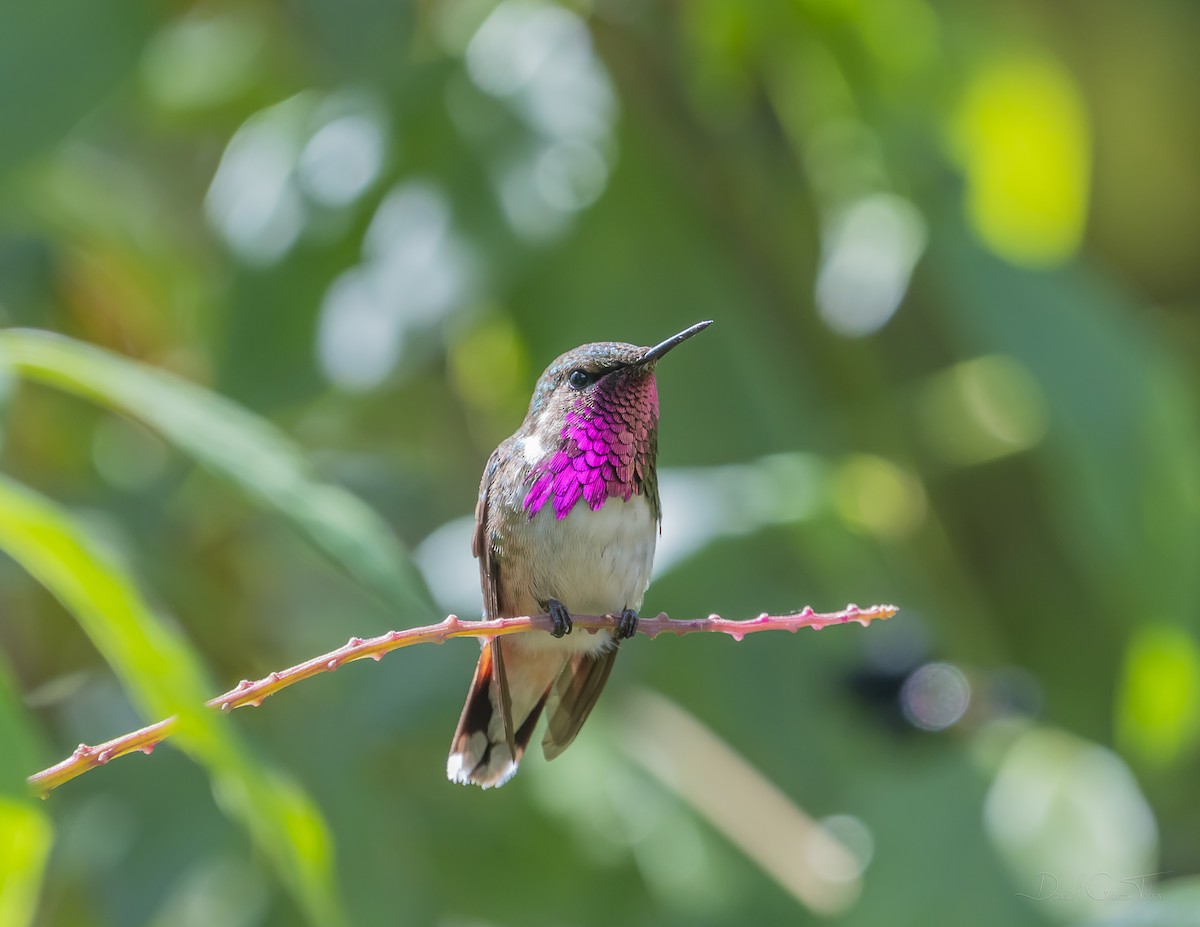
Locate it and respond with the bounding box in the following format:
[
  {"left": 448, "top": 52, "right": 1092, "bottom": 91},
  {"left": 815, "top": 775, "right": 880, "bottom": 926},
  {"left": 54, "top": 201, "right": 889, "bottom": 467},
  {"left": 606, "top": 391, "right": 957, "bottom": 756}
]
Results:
[{"left": 567, "top": 369, "right": 592, "bottom": 390}]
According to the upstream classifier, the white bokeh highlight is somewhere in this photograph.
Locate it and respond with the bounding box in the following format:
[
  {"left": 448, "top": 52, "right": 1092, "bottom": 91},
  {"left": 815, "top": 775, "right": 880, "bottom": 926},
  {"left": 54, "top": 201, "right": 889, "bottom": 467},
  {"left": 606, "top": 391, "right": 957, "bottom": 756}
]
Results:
[
  {"left": 816, "top": 193, "right": 927, "bottom": 337},
  {"left": 206, "top": 90, "right": 388, "bottom": 266},
  {"left": 464, "top": 0, "right": 618, "bottom": 242},
  {"left": 317, "top": 181, "right": 475, "bottom": 391}
]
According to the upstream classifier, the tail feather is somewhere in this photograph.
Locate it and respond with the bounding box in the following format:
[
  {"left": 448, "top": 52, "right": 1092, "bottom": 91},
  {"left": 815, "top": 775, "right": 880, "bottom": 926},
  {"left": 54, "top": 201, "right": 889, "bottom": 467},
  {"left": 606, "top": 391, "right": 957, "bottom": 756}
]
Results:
[
  {"left": 542, "top": 647, "right": 619, "bottom": 760},
  {"left": 447, "top": 639, "right": 559, "bottom": 788}
]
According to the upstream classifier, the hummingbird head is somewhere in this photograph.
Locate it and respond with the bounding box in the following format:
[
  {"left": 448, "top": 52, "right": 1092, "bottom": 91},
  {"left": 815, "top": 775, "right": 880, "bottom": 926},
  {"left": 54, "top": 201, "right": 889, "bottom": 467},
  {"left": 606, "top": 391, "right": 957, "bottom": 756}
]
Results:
[{"left": 521, "top": 320, "right": 711, "bottom": 520}]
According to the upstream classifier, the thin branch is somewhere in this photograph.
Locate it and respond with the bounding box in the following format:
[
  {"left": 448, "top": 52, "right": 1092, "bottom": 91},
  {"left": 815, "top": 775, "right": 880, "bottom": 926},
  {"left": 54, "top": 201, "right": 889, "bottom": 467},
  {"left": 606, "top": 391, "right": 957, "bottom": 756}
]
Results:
[{"left": 30, "top": 604, "right": 896, "bottom": 796}]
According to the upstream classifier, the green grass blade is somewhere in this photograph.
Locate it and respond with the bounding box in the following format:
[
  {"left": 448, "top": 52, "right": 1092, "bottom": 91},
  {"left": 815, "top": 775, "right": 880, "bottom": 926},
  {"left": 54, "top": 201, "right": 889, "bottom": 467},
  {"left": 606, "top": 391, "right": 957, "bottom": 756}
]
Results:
[
  {"left": 0, "top": 664, "right": 53, "bottom": 927},
  {"left": 0, "top": 474, "right": 345, "bottom": 926},
  {"left": 0, "top": 329, "right": 434, "bottom": 620}
]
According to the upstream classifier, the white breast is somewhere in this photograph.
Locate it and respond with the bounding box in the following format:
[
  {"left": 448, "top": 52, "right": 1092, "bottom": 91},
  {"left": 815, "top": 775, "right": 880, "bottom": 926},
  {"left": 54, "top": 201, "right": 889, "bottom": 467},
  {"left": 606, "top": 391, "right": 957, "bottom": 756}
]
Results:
[{"left": 507, "top": 494, "right": 657, "bottom": 655}]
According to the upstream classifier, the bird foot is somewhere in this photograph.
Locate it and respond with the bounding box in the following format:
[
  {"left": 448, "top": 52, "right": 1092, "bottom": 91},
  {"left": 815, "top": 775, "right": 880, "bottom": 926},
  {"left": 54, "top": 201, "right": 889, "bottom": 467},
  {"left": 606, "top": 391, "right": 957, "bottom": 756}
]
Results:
[
  {"left": 616, "top": 608, "right": 639, "bottom": 640},
  {"left": 548, "top": 599, "right": 573, "bottom": 638}
]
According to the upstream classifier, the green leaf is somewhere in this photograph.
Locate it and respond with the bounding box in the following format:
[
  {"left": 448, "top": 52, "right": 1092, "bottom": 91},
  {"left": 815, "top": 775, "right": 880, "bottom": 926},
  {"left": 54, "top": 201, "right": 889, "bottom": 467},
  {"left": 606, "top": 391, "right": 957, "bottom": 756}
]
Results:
[
  {"left": 1118, "top": 625, "right": 1200, "bottom": 768},
  {"left": 0, "top": 800, "right": 52, "bottom": 927},
  {"left": 0, "top": 329, "right": 434, "bottom": 621},
  {"left": 0, "top": 474, "right": 345, "bottom": 926},
  {"left": 0, "top": 664, "right": 53, "bottom": 927}
]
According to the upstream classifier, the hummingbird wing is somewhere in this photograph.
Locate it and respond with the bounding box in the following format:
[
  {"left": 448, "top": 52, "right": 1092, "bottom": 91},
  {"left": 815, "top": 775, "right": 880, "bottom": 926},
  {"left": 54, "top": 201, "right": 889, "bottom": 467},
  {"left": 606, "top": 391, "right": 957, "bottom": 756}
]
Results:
[
  {"left": 471, "top": 446, "right": 503, "bottom": 619},
  {"left": 541, "top": 646, "right": 620, "bottom": 760},
  {"left": 470, "top": 445, "right": 515, "bottom": 752}
]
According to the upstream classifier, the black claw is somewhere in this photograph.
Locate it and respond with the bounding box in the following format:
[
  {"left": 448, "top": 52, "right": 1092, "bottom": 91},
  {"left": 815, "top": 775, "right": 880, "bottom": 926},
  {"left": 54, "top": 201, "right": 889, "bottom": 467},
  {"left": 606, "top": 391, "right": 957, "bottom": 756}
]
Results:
[
  {"left": 548, "top": 599, "right": 573, "bottom": 638},
  {"left": 616, "top": 608, "right": 639, "bottom": 641}
]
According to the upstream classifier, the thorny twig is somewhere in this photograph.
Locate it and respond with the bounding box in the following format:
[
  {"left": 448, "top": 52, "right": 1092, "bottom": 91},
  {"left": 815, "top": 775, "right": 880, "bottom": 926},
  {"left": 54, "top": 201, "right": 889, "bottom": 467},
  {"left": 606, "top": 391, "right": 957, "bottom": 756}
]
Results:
[{"left": 29, "top": 603, "right": 897, "bottom": 795}]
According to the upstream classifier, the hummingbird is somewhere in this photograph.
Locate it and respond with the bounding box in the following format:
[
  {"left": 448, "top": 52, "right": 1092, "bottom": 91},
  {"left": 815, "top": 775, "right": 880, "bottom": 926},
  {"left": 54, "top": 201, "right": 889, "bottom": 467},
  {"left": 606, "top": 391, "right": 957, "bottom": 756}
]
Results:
[{"left": 447, "top": 320, "right": 712, "bottom": 788}]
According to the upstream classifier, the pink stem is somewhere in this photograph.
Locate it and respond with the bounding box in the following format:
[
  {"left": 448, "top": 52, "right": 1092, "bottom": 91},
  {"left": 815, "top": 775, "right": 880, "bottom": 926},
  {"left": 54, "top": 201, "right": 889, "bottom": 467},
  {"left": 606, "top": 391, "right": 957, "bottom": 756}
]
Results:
[{"left": 29, "top": 603, "right": 896, "bottom": 795}]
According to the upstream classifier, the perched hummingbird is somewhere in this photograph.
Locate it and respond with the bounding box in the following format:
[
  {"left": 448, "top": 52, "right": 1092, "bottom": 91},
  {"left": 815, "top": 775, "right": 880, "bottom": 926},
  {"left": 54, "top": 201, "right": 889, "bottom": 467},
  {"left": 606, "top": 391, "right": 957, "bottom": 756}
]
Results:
[{"left": 447, "top": 320, "right": 712, "bottom": 788}]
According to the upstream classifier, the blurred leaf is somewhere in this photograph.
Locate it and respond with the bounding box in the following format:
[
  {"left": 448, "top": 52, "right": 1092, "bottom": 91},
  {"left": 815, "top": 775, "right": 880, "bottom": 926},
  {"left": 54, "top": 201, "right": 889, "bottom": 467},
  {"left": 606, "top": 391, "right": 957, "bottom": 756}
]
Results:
[
  {"left": 0, "top": 474, "right": 344, "bottom": 926},
  {"left": 0, "top": 800, "right": 52, "bottom": 927},
  {"left": 950, "top": 52, "right": 1090, "bottom": 266},
  {"left": 1118, "top": 625, "right": 1200, "bottom": 768},
  {"left": 985, "top": 725, "right": 1158, "bottom": 922},
  {"left": 0, "top": 0, "right": 153, "bottom": 177},
  {"left": 0, "top": 329, "right": 434, "bottom": 621},
  {"left": 0, "top": 661, "right": 43, "bottom": 796},
  {"left": 0, "top": 664, "right": 52, "bottom": 927}
]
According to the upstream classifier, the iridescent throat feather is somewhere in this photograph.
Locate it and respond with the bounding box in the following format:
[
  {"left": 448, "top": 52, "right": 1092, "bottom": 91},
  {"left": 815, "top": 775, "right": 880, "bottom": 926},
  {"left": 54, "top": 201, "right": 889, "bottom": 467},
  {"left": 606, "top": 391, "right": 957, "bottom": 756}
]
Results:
[{"left": 522, "top": 371, "right": 660, "bottom": 521}]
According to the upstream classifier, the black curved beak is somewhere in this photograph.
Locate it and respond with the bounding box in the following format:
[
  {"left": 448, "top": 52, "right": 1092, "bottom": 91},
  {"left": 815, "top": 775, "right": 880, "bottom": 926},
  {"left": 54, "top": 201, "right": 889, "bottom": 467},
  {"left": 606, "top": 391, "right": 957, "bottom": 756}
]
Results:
[{"left": 639, "top": 320, "right": 713, "bottom": 365}]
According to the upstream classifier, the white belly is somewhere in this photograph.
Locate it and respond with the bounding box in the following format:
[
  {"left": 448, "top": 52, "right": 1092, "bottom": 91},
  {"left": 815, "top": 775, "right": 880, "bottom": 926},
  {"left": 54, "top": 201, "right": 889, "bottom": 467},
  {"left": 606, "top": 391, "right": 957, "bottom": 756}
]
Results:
[{"left": 501, "top": 494, "right": 657, "bottom": 655}]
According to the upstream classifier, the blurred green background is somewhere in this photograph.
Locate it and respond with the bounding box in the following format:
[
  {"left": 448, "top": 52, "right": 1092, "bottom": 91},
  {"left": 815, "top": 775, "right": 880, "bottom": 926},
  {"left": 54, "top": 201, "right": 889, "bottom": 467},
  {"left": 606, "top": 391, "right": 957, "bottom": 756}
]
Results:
[{"left": 2, "top": 0, "right": 1199, "bottom": 924}]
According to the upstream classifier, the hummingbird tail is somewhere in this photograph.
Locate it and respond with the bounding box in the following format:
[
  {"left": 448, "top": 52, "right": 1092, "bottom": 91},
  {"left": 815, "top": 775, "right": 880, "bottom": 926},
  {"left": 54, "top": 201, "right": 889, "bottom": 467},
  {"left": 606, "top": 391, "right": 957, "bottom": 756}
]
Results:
[
  {"left": 447, "top": 639, "right": 558, "bottom": 788},
  {"left": 542, "top": 647, "right": 619, "bottom": 759}
]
